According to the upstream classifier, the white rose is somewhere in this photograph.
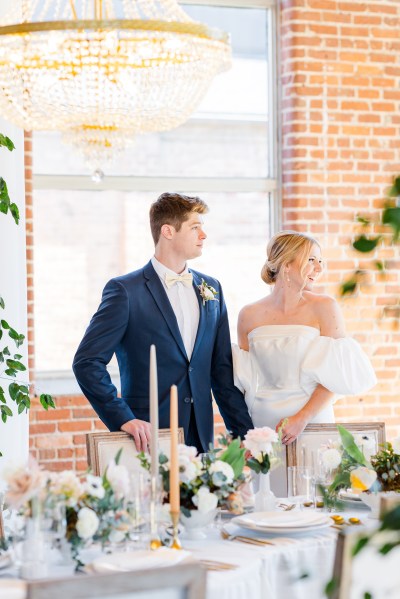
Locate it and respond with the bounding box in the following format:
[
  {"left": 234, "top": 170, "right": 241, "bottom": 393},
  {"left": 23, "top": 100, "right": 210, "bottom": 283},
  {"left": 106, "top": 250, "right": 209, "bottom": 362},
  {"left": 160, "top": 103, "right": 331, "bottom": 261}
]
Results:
[
  {"left": 203, "top": 287, "right": 215, "bottom": 300},
  {"left": 391, "top": 437, "right": 400, "bottom": 454},
  {"left": 106, "top": 461, "right": 130, "bottom": 499},
  {"left": 321, "top": 448, "right": 342, "bottom": 471},
  {"left": 244, "top": 427, "right": 279, "bottom": 460},
  {"left": 192, "top": 486, "right": 218, "bottom": 513},
  {"left": 76, "top": 507, "right": 99, "bottom": 540},
  {"left": 209, "top": 461, "right": 234, "bottom": 487},
  {"left": 354, "top": 434, "right": 377, "bottom": 461},
  {"left": 178, "top": 445, "right": 198, "bottom": 459}
]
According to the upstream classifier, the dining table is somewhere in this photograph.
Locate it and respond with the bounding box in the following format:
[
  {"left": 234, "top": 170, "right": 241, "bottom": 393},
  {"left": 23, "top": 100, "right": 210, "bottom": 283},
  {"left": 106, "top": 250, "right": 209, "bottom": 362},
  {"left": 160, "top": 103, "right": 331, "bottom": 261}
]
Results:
[{"left": 0, "top": 502, "right": 377, "bottom": 599}]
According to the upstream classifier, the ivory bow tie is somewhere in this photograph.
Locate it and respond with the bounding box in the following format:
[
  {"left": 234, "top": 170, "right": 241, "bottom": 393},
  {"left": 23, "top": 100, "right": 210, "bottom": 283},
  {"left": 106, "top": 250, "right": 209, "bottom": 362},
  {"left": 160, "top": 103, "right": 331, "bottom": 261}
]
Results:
[{"left": 165, "top": 272, "right": 193, "bottom": 289}]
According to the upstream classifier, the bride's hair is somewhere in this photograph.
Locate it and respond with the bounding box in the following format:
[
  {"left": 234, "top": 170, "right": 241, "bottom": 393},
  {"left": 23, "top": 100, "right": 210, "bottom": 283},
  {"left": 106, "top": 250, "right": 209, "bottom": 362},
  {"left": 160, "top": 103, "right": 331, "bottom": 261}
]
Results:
[{"left": 261, "top": 230, "right": 320, "bottom": 285}]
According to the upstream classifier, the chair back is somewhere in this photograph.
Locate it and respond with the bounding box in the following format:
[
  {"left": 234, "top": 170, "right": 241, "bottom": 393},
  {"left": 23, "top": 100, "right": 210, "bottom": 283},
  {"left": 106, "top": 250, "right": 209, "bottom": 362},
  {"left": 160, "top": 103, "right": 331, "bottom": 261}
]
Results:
[
  {"left": 26, "top": 563, "right": 206, "bottom": 599},
  {"left": 86, "top": 429, "right": 185, "bottom": 476},
  {"left": 287, "top": 422, "right": 386, "bottom": 470}
]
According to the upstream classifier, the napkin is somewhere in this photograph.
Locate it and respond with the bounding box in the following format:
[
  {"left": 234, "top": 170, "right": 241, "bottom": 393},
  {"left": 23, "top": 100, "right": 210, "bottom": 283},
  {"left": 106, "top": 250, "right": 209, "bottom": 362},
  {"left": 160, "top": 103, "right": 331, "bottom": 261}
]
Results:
[{"left": 90, "top": 548, "right": 192, "bottom": 574}]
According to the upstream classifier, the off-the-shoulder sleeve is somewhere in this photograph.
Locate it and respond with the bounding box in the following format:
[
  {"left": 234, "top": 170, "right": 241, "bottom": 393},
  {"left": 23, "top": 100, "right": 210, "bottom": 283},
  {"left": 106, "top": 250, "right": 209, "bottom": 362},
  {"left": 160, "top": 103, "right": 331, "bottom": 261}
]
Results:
[
  {"left": 231, "top": 343, "right": 253, "bottom": 396},
  {"left": 300, "top": 336, "right": 377, "bottom": 396}
]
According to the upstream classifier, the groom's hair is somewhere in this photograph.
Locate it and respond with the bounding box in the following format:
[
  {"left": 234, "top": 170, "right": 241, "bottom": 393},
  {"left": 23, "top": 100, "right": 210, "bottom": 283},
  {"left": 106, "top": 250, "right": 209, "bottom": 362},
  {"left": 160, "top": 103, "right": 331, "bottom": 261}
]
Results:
[{"left": 150, "top": 192, "right": 209, "bottom": 244}]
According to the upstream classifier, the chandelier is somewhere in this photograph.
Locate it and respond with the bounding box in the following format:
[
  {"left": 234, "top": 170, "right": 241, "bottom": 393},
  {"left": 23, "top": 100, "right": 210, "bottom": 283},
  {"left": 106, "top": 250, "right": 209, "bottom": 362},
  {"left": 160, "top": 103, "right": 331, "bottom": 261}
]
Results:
[{"left": 0, "top": 1, "right": 231, "bottom": 170}]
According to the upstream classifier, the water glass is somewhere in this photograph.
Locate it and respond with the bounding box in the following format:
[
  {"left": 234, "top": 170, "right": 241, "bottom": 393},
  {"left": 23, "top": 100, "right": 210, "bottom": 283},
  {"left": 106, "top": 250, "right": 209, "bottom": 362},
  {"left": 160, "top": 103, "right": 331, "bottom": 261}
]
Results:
[{"left": 287, "top": 466, "right": 314, "bottom": 505}]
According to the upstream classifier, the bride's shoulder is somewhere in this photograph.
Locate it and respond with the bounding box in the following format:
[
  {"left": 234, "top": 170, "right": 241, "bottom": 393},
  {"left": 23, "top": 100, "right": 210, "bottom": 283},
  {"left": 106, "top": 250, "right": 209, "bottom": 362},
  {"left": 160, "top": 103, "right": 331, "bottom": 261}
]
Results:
[
  {"left": 304, "top": 291, "right": 338, "bottom": 310},
  {"left": 304, "top": 292, "right": 345, "bottom": 337}
]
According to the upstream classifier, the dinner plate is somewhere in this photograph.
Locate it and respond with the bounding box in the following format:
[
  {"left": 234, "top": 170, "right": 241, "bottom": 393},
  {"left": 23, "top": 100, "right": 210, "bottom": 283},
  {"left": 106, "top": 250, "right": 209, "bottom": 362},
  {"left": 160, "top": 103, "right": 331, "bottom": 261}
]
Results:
[
  {"left": 90, "top": 548, "right": 192, "bottom": 574},
  {"left": 232, "top": 511, "right": 331, "bottom": 534},
  {"left": 339, "top": 490, "right": 362, "bottom": 502}
]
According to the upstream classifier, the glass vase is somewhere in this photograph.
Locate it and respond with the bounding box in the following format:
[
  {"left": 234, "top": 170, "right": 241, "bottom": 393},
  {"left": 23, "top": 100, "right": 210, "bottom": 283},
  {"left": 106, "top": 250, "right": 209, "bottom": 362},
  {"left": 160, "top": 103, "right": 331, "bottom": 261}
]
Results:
[{"left": 254, "top": 472, "right": 276, "bottom": 512}]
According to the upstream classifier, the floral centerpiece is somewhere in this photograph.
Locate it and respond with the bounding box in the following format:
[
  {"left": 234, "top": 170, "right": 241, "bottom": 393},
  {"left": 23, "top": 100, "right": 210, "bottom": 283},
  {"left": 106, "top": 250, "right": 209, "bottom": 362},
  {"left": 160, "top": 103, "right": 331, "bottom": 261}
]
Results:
[
  {"left": 139, "top": 435, "right": 247, "bottom": 519},
  {"left": 3, "top": 453, "right": 132, "bottom": 569},
  {"left": 320, "top": 426, "right": 400, "bottom": 511}
]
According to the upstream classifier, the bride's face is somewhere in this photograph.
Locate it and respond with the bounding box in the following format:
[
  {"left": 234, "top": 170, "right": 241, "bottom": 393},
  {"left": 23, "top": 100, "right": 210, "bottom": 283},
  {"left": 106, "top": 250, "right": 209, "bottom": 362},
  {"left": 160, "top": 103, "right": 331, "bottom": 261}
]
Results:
[{"left": 288, "top": 243, "right": 323, "bottom": 291}]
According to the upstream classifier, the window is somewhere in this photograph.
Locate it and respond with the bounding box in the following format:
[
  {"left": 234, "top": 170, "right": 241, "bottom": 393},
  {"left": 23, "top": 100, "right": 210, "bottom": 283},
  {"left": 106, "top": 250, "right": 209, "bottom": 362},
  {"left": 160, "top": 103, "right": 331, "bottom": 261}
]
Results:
[{"left": 32, "top": 1, "right": 278, "bottom": 392}]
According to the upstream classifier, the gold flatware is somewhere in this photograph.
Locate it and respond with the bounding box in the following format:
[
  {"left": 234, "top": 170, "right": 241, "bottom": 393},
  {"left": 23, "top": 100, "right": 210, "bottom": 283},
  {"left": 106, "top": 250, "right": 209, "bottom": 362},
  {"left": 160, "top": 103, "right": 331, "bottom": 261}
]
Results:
[
  {"left": 199, "top": 559, "right": 238, "bottom": 571},
  {"left": 221, "top": 529, "right": 275, "bottom": 546},
  {"left": 278, "top": 503, "right": 296, "bottom": 511}
]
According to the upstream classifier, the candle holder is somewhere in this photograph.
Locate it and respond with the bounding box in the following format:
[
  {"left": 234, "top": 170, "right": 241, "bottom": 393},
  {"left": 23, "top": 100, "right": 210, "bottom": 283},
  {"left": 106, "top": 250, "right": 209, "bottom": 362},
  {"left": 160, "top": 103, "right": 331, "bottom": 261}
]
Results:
[
  {"left": 149, "top": 476, "right": 162, "bottom": 551},
  {"left": 169, "top": 511, "right": 182, "bottom": 550}
]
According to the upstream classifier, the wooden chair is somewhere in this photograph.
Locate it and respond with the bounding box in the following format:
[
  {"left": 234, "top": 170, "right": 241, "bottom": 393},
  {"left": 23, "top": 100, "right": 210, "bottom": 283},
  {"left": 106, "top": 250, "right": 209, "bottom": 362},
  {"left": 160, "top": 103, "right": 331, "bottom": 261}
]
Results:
[
  {"left": 86, "top": 428, "right": 185, "bottom": 476},
  {"left": 26, "top": 563, "right": 206, "bottom": 599},
  {"left": 331, "top": 527, "right": 400, "bottom": 599},
  {"left": 0, "top": 491, "right": 5, "bottom": 542},
  {"left": 287, "top": 422, "right": 386, "bottom": 471}
]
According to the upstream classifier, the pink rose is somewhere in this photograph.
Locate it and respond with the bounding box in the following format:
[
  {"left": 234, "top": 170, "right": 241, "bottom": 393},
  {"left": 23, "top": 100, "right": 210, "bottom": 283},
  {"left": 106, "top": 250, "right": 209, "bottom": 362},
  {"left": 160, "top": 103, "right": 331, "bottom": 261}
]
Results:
[{"left": 243, "top": 427, "right": 278, "bottom": 460}]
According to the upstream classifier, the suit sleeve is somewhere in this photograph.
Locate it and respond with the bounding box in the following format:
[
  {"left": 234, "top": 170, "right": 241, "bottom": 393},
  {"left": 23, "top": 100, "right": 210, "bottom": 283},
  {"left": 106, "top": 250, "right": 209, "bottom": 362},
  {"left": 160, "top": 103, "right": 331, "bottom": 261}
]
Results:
[
  {"left": 210, "top": 284, "right": 254, "bottom": 440},
  {"left": 72, "top": 279, "right": 136, "bottom": 431}
]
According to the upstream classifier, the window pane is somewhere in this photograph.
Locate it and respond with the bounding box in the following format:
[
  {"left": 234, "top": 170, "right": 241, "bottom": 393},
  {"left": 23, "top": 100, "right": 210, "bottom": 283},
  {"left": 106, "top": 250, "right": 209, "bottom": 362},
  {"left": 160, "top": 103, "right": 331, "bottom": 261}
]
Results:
[
  {"left": 32, "top": 6, "right": 269, "bottom": 178},
  {"left": 33, "top": 189, "right": 271, "bottom": 374}
]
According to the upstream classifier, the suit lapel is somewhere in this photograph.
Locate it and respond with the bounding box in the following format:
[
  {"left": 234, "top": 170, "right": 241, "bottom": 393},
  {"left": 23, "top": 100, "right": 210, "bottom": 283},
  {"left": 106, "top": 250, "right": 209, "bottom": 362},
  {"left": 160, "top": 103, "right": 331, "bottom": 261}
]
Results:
[
  {"left": 190, "top": 271, "right": 207, "bottom": 361},
  {"left": 143, "top": 261, "right": 188, "bottom": 360}
]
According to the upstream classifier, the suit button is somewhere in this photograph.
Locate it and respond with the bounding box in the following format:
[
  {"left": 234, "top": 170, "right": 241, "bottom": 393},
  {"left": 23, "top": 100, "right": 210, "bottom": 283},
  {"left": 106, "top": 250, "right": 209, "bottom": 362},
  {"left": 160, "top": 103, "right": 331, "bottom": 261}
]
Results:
[
  {"left": 184, "top": 397, "right": 191, "bottom": 404},
  {"left": 188, "top": 366, "right": 193, "bottom": 372}
]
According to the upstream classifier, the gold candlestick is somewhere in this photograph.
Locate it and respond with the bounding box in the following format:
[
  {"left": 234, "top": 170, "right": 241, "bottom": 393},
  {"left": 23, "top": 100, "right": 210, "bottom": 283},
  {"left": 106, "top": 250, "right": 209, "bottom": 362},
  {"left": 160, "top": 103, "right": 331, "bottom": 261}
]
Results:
[{"left": 169, "top": 510, "right": 182, "bottom": 550}]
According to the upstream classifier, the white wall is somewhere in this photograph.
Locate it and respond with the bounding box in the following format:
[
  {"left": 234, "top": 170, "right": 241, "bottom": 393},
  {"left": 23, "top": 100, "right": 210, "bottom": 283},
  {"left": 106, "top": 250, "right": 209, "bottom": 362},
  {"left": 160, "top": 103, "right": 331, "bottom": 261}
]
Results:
[{"left": 0, "top": 113, "right": 29, "bottom": 474}]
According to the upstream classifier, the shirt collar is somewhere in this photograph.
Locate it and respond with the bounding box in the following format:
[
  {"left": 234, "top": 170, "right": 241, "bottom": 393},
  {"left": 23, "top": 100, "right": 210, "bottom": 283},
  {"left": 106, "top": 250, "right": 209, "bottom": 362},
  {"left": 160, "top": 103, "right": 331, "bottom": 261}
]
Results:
[{"left": 151, "top": 256, "right": 189, "bottom": 281}]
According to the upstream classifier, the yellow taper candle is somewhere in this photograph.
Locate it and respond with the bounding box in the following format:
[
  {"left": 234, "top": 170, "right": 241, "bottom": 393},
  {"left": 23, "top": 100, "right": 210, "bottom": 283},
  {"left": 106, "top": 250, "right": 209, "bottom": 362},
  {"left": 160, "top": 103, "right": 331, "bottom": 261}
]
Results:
[
  {"left": 149, "top": 345, "right": 159, "bottom": 480},
  {"left": 169, "top": 385, "right": 180, "bottom": 513}
]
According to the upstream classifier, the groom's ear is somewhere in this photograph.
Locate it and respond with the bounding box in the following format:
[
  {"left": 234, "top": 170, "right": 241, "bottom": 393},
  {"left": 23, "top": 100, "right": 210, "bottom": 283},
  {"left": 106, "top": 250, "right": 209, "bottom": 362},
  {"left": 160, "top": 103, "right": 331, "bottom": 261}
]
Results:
[{"left": 160, "top": 223, "right": 174, "bottom": 240}]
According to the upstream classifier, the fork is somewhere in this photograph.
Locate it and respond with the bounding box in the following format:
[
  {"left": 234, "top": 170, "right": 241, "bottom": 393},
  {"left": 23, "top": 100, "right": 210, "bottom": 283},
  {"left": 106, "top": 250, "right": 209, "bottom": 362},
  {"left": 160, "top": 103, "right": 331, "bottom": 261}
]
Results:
[{"left": 220, "top": 529, "right": 275, "bottom": 546}]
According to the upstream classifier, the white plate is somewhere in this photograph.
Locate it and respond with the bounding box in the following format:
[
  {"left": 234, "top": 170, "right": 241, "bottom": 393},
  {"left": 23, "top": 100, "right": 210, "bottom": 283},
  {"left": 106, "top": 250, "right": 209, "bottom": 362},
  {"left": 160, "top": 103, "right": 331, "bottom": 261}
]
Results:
[
  {"left": 90, "top": 548, "right": 191, "bottom": 574},
  {"left": 232, "top": 511, "right": 331, "bottom": 534}
]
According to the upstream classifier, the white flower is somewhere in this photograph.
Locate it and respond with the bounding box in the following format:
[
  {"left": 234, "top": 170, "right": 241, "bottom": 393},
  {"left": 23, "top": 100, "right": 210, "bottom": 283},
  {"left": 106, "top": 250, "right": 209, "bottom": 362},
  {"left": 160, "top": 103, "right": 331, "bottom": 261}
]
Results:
[
  {"left": 106, "top": 461, "right": 130, "bottom": 499},
  {"left": 197, "top": 279, "right": 218, "bottom": 306},
  {"left": 179, "top": 455, "right": 198, "bottom": 483},
  {"left": 49, "top": 470, "right": 83, "bottom": 507},
  {"left": 354, "top": 434, "right": 377, "bottom": 461},
  {"left": 178, "top": 445, "right": 198, "bottom": 460},
  {"left": 192, "top": 486, "right": 218, "bottom": 513},
  {"left": 391, "top": 437, "right": 400, "bottom": 454},
  {"left": 209, "top": 460, "right": 234, "bottom": 487},
  {"left": 321, "top": 448, "right": 342, "bottom": 471},
  {"left": 76, "top": 507, "right": 99, "bottom": 540},
  {"left": 244, "top": 427, "right": 279, "bottom": 461},
  {"left": 350, "top": 467, "right": 378, "bottom": 494},
  {"left": 84, "top": 474, "right": 105, "bottom": 499}
]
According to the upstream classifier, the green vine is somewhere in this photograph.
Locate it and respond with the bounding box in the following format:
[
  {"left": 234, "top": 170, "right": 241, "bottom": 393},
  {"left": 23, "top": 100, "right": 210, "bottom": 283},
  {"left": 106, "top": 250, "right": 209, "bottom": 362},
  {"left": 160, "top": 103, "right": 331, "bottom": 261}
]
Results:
[{"left": 0, "top": 132, "right": 55, "bottom": 455}]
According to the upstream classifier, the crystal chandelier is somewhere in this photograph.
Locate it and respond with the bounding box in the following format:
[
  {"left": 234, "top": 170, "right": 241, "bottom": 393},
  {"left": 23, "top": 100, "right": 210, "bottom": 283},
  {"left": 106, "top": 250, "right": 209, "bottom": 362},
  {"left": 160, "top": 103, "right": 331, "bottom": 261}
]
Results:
[{"left": 0, "top": 1, "right": 231, "bottom": 170}]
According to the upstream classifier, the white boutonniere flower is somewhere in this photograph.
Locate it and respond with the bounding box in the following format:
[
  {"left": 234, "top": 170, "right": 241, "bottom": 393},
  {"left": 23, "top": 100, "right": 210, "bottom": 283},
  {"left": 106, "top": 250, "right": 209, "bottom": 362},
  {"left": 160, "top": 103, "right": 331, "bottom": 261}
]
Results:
[{"left": 197, "top": 278, "right": 218, "bottom": 306}]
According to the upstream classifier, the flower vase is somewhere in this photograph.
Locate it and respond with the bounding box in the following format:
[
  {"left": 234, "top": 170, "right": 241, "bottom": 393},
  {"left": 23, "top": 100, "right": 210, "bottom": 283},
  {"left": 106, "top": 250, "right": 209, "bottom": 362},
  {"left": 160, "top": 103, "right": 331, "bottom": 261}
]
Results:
[
  {"left": 180, "top": 509, "right": 217, "bottom": 540},
  {"left": 20, "top": 510, "right": 48, "bottom": 579},
  {"left": 254, "top": 472, "right": 276, "bottom": 512}
]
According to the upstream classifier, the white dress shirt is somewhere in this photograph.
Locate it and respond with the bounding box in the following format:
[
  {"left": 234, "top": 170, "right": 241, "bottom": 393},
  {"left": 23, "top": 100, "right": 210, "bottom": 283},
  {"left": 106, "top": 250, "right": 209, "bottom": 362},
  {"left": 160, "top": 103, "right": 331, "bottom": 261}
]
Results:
[{"left": 151, "top": 257, "right": 200, "bottom": 360}]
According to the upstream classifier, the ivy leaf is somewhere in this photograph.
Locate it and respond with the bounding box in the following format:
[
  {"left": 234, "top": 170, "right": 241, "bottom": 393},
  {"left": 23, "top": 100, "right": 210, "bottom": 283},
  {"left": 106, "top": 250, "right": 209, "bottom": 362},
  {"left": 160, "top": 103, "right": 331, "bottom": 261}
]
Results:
[
  {"left": 340, "top": 277, "right": 358, "bottom": 296},
  {"left": 0, "top": 134, "right": 15, "bottom": 151},
  {"left": 40, "top": 394, "right": 55, "bottom": 410},
  {"left": 10, "top": 203, "right": 19, "bottom": 225},
  {"left": 6, "top": 359, "right": 26, "bottom": 371},
  {"left": 9, "top": 382, "right": 20, "bottom": 401},
  {"left": 388, "top": 175, "right": 400, "bottom": 197},
  {"left": 382, "top": 205, "right": 400, "bottom": 242},
  {"left": 1, "top": 404, "right": 13, "bottom": 423},
  {"left": 353, "top": 235, "right": 381, "bottom": 253},
  {"left": 4, "top": 368, "right": 16, "bottom": 377},
  {"left": 0, "top": 297, "right": 4, "bottom": 310},
  {"left": 13, "top": 354, "right": 23, "bottom": 360},
  {"left": 1, "top": 320, "right": 10, "bottom": 329},
  {"left": 0, "top": 388, "right": 6, "bottom": 403},
  {"left": 356, "top": 215, "right": 370, "bottom": 226},
  {"left": 3, "top": 347, "right": 10, "bottom": 356}
]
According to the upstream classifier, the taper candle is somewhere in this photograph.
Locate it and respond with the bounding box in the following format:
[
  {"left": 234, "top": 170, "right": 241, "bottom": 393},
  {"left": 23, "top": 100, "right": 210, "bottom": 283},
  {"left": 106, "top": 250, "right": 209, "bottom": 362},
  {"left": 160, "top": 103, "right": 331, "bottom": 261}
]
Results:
[
  {"left": 149, "top": 345, "right": 159, "bottom": 480},
  {"left": 169, "top": 385, "right": 180, "bottom": 513}
]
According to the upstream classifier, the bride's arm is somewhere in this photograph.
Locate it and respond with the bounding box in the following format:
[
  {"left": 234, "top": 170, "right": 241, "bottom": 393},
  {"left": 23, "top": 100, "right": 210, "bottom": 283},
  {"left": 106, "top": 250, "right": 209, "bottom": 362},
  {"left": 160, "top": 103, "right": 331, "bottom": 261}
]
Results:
[
  {"left": 278, "top": 296, "right": 346, "bottom": 445},
  {"left": 237, "top": 306, "right": 251, "bottom": 351}
]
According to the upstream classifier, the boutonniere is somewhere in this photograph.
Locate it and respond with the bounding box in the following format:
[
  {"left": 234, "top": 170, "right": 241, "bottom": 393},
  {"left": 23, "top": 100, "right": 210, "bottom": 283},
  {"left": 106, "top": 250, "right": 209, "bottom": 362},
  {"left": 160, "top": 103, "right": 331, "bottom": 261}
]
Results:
[{"left": 197, "top": 278, "right": 219, "bottom": 306}]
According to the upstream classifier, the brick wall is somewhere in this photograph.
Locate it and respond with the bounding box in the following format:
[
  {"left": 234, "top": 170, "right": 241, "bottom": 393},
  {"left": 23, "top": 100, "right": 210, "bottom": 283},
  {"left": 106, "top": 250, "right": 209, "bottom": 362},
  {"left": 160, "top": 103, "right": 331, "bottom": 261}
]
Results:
[
  {"left": 281, "top": 0, "right": 400, "bottom": 438},
  {"left": 28, "top": 0, "right": 400, "bottom": 471}
]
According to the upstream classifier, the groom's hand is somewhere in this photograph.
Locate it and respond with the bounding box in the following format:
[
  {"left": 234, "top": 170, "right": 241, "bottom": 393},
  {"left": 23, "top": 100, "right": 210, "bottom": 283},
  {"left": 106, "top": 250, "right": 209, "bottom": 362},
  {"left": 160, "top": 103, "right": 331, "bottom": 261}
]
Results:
[{"left": 121, "top": 419, "right": 151, "bottom": 453}]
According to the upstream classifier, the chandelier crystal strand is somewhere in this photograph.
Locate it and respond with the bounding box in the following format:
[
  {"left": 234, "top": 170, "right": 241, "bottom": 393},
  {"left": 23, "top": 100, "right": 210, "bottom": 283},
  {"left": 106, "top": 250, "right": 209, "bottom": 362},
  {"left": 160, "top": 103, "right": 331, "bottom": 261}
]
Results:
[{"left": 0, "top": 0, "right": 231, "bottom": 171}]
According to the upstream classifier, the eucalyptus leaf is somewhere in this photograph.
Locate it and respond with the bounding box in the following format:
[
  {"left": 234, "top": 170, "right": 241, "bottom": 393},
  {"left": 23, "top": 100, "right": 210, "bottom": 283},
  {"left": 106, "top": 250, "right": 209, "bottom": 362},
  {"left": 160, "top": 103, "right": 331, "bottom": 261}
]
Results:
[
  {"left": 13, "top": 354, "right": 22, "bottom": 360},
  {"left": 0, "top": 388, "right": 6, "bottom": 403},
  {"left": 4, "top": 368, "right": 16, "bottom": 377},
  {"left": 0, "top": 134, "right": 15, "bottom": 151},
  {"left": 3, "top": 347, "right": 10, "bottom": 356},
  {"left": 9, "top": 203, "right": 19, "bottom": 225},
  {"left": 9, "top": 382, "right": 20, "bottom": 401},
  {"left": 40, "top": 394, "right": 55, "bottom": 410},
  {"left": 340, "top": 277, "right": 358, "bottom": 297},
  {"left": 388, "top": 175, "right": 400, "bottom": 197},
  {"left": 6, "top": 359, "right": 26, "bottom": 371},
  {"left": 18, "top": 403, "right": 27, "bottom": 415},
  {"left": 382, "top": 205, "right": 400, "bottom": 241},
  {"left": 1, "top": 320, "right": 9, "bottom": 329}
]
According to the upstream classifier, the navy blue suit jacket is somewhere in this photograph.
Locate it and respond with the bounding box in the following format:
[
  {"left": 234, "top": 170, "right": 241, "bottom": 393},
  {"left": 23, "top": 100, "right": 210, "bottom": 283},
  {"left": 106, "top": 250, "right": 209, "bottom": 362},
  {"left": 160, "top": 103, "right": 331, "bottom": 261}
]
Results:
[{"left": 72, "top": 261, "right": 253, "bottom": 451}]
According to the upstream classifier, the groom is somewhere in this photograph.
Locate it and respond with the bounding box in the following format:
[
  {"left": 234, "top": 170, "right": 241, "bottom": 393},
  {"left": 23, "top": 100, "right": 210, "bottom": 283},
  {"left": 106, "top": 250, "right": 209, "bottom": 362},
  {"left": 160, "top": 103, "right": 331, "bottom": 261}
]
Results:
[{"left": 73, "top": 192, "right": 253, "bottom": 453}]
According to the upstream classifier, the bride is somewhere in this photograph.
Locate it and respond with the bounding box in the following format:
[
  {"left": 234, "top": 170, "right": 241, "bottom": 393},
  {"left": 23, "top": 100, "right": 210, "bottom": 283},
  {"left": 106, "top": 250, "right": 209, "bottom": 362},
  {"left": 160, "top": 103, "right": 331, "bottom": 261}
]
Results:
[{"left": 233, "top": 231, "right": 377, "bottom": 495}]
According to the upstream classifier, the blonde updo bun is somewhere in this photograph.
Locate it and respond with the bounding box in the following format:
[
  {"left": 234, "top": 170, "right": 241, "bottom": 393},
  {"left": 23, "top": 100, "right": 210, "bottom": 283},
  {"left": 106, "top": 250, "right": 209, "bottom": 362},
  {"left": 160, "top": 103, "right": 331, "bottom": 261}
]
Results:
[{"left": 261, "top": 230, "right": 320, "bottom": 285}]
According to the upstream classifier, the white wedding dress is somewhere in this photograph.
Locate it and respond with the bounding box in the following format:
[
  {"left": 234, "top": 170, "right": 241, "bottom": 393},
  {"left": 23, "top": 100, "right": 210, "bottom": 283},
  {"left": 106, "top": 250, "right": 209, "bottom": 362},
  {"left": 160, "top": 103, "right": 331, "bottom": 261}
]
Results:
[{"left": 232, "top": 324, "right": 377, "bottom": 495}]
